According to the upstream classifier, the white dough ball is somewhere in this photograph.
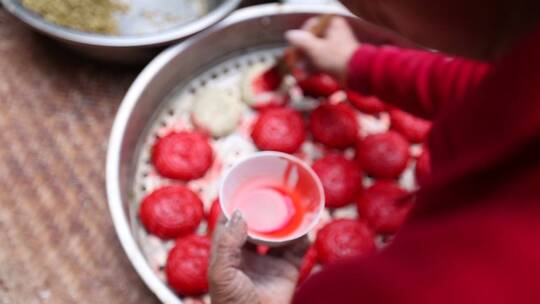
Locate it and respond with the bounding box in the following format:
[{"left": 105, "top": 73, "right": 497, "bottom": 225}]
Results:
[
  {"left": 241, "top": 63, "right": 273, "bottom": 106},
  {"left": 192, "top": 88, "right": 243, "bottom": 138}
]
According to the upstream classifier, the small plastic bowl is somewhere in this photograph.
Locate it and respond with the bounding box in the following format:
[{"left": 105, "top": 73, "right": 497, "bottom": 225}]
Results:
[{"left": 219, "top": 151, "right": 325, "bottom": 246}]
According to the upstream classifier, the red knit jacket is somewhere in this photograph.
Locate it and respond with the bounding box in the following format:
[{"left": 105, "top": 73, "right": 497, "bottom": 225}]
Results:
[{"left": 294, "top": 26, "right": 540, "bottom": 304}]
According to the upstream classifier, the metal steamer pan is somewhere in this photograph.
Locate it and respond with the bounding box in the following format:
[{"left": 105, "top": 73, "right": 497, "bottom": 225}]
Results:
[
  {"left": 107, "top": 4, "right": 412, "bottom": 303},
  {"left": 1, "top": 0, "right": 242, "bottom": 63}
]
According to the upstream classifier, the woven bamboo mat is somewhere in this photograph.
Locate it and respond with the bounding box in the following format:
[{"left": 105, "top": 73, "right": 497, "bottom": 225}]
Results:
[{"left": 0, "top": 9, "right": 161, "bottom": 304}]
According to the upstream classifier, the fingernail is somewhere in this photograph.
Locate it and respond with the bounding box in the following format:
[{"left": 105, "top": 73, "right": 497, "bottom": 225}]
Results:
[
  {"left": 226, "top": 209, "right": 243, "bottom": 227},
  {"left": 232, "top": 209, "right": 243, "bottom": 222}
]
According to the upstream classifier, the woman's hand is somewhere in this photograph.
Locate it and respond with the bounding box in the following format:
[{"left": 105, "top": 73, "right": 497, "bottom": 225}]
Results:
[
  {"left": 285, "top": 16, "right": 360, "bottom": 83},
  {"left": 209, "top": 211, "right": 308, "bottom": 304}
]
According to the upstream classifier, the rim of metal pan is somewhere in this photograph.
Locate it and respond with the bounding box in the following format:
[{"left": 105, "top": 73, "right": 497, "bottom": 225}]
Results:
[
  {"left": 0, "top": 0, "right": 242, "bottom": 48},
  {"left": 107, "top": 3, "right": 350, "bottom": 303}
]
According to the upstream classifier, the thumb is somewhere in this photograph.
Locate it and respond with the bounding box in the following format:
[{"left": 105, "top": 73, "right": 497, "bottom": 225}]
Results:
[
  {"left": 209, "top": 210, "right": 247, "bottom": 277},
  {"left": 210, "top": 211, "right": 259, "bottom": 304},
  {"left": 285, "top": 30, "right": 322, "bottom": 57}
]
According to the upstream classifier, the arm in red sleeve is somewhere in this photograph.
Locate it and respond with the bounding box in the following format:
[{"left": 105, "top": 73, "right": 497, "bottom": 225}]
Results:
[
  {"left": 294, "top": 27, "right": 540, "bottom": 304},
  {"left": 347, "top": 44, "right": 493, "bottom": 118},
  {"left": 293, "top": 197, "right": 540, "bottom": 304}
]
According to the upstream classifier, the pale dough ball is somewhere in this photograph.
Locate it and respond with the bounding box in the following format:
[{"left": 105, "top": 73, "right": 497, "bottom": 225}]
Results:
[
  {"left": 192, "top": 88, "right": 243, "bottom": 138},
  {"left": 241, "top": 62, "right": 272, "bottom": 106}
]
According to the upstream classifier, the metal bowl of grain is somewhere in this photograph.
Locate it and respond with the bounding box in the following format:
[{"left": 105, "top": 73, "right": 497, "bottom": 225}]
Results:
[
  {"left": 106, "top": 3, "right": 413, "bottom": 303},
  {"left": 1, "top": 0, "right": 242, "bottom": 63}
]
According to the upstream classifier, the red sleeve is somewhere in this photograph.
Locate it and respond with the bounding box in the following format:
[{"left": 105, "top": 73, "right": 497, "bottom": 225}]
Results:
[
  {"left": 293, "top": 197, "right": 540, "bottom": 304},
  {"left": 347, "top": 44, "right": 493, "bottom": 118},
  {"left": 294, "top": 26, "right": 540, "bottom": 304}
]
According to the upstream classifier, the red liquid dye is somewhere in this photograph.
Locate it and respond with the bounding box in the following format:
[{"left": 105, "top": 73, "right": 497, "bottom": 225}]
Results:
[{"left": 229, "top": 166, "right": 307, "bottom": 238}]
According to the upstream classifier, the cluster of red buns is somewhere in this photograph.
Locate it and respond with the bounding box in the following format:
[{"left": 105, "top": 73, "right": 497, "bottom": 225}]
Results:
[
  {"left": 249, "top": 70, "right": 432, "bottom": 284},
  {"left": 138, "top": 64, "right": 433, "bottom": 299}
]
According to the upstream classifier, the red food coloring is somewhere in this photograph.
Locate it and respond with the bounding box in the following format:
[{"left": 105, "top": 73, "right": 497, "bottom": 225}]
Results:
[
  {"left": 152, "top": 131, "right": 213, "bottom": 181},
  {"left": 312, "top": 154, "right": 363, "bottom": 208},
  {"left": 389, "top": 108, "right": 432, "bottom": 143},
  {"left": 249, "top": 66, "right": 289, "bottom": 110},
  {"left": 415, "top": 147, "right": 432, "bottom": 187},
  {"left": 357, "top": 181, "right": 413, "bottom": 234},
  {"left": 140, "top": 185, "right": 204, "bottom": 239},
  {"left": 251, "top": 107, "right": 306, "bottom": 153},
  {"left": 298, "top": 245, "right": 318, "bottom": 285},
  {"left": 315, "top": 219, "right": 375, "bottom": 264},
  {"left": 291, "top": 65, "right": 309, "bottom": 82},
  {"left": 252, "top": 65, "right": 282, "bottom": 93},
  {"left": 298, "top": 73, "right": 341, "bottom": 98},
  {"left": 232, "top": 185, "right": 296, "bottom": 234},
  {"left": 346, "top": 90, "right": 386, "bottom": 115},
  {"left": 310, "top": 103, "right": 359, "bottom": 149},
  {"left": 356, "top": 131, "right": 410, "bottom": 179},
  {"left": 166, "top": 235, "right": 211, "bottom": 296},
  {"left": 228, "top": 178, "right": 307, "bottom": 239},
  {"left": 206, "top": 199, "right": 222, "bottom": 236},
  {"left": 257, "top": 245, "right": 270, "bottom": 256}
]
